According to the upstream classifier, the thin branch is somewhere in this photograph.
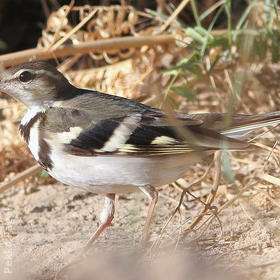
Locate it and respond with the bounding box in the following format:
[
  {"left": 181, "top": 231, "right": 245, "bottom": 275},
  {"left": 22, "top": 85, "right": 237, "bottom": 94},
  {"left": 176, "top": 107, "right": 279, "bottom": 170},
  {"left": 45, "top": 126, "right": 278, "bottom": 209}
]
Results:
[
  {"left": 180, "top": 151, "right": 221, "bottom": 239},
  {"left": 0, "top": 29, "right": 272, "bottom": 67},
  {"left": 159, "top": 0, "right": 191, "bottom": 33},
  {"left": 51, "top": 7, "right": 97, "bottom": 50},
  {"left": 0, "top": 164, "right": 42, "bottom": 194},
  {"left": 150, "top": 160, "right": 214, "bottom": 251},
  {"left": 0, "top": 35, "right": 175, "bottom": 67},
  {"left": 259, "top": 173, "right": 280, "bottom": 186}
]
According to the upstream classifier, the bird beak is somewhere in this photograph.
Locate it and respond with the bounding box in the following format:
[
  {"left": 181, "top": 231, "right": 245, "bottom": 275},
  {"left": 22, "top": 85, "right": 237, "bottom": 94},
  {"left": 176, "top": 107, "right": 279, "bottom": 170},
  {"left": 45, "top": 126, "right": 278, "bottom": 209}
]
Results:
[{"left": 0, "top": 67, "right": 15, "bottom": 99}]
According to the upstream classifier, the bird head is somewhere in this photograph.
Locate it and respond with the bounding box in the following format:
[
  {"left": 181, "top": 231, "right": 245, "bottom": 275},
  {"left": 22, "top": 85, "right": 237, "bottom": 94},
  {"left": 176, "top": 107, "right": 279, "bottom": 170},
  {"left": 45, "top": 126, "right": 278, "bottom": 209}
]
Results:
[{"left": 0, "top": 61, "right": 71, "bottom": 108}]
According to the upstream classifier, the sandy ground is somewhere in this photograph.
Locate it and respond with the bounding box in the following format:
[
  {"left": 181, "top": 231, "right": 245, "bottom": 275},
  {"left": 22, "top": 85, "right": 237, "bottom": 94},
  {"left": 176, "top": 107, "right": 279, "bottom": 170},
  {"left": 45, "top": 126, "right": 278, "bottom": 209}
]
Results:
[{"left": 0, "top": 166, "right": 280, "bottom": 280}]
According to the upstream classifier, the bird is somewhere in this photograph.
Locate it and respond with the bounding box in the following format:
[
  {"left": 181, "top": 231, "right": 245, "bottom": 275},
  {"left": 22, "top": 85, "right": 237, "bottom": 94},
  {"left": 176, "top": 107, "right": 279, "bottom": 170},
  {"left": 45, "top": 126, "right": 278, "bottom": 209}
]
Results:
[{"left": 1, "top": 61, "right": 280, "bottom": 251}]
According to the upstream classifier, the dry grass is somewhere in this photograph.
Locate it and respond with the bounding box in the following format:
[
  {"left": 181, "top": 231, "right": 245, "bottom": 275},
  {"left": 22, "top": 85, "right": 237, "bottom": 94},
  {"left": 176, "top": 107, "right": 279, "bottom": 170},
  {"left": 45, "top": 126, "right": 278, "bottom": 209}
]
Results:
[{"left": 1, "top": 1, "right": 280, "bottom": 279}]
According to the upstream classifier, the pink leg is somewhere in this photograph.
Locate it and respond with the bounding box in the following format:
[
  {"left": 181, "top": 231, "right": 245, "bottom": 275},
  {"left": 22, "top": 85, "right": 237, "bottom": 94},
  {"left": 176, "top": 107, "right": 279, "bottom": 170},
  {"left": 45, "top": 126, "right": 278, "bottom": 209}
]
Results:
[
  {"left": 80, "top": 193, "right": 115, "bottom": 255},
  {"left": 139, "top": 185, "right": 158, "bottom": 244}
]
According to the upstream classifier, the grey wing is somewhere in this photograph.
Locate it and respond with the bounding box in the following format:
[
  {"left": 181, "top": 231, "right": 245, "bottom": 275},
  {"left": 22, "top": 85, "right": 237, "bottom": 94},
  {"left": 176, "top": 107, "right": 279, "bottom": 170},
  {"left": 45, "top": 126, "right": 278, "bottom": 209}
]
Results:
[{"left": 42, "top": 106, "right": 249, "bottom": 157}]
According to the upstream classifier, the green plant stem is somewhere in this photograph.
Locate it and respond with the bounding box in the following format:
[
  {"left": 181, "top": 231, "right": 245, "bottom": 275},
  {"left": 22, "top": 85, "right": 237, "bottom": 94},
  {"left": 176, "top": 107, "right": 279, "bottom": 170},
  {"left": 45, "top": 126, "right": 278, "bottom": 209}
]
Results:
[{"left": 190, "top": 0, "right": 201, "bottom": 27}]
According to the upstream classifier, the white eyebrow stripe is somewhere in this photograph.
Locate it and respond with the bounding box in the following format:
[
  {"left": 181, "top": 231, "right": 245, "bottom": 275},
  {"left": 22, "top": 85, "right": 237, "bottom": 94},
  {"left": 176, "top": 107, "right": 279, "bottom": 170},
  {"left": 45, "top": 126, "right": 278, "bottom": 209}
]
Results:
[
  {"left": 36, "top": 69, "right": 58, "bottom": 79},
  {"left": 13, "top": 68, "right": 34, "bottom": 78},
  {"left": 13, "top": 69, "right": 59, "bottom": 80}
]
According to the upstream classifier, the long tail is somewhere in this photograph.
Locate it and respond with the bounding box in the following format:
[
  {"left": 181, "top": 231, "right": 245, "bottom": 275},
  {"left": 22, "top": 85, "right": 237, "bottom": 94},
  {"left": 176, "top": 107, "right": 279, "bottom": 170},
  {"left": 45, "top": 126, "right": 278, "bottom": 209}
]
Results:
[
  {"left": 221, "top": 111, "right": 280, "bottom": 139},
  {"left": 186, "top": 111, "right": 280, "bottom": 139}
]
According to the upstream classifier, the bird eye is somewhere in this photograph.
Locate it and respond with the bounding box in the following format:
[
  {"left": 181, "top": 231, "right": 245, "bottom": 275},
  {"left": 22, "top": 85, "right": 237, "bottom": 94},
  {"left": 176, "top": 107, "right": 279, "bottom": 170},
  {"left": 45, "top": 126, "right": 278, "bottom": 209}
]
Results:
[{"left": 19, "top": 71, "right": 33, "bottom": 83}]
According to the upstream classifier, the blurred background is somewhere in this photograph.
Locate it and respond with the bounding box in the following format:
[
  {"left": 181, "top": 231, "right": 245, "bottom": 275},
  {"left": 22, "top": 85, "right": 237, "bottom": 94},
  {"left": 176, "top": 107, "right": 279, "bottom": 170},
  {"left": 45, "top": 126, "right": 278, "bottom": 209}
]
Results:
[
  {"left": 0, "top": 0, "right": 249, "bottom": 54},
  {"left": 1, "top": 1, "right": 280, "bottom": 279}
]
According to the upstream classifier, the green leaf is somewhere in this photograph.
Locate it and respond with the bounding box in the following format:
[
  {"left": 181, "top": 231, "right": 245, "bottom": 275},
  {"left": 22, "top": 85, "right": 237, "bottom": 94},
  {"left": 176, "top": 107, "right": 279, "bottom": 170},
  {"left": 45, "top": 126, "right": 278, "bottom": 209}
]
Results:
[
  {"left": 272, "top": 39, "right": 280, "bottom": 62},
  {"left": 195, "top": 26, "right": 214, "bottom": 41},
  {"left": 233, "top": 0, "right": 258, "bottom": 42},
  {"left": 185, "top": 27, "right": 205, "bottom": 44},
  {"left": 171, "top": 86, "right": 196, "bottom": 101},
  {"left": 208, "top": 35, "right": 229, "bottom": 49},
  {"left": 164, "top": 56, "right": 202, "bottom": 74},
  {"left": 38, "top": 170, "right": 49, "bottom": 179},
  {"left": 190, "top": 0, "right": 201, "bottom": 27},
  {"left": 221, "top": 151, "right": 235, "bottom": 184},
  {"left": 187, "top": 64, "right": 202, "bottom": 75},
  {"left": 163, "top": 68, "right": 181, "bottom": 76},
  {"left": 145, "top": 9, "right": 170, "bottom": 21}
]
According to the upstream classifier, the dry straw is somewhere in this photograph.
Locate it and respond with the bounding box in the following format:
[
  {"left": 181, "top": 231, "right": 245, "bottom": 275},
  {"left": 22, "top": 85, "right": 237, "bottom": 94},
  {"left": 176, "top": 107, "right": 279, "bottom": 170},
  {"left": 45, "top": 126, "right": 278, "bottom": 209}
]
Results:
[{"left": 0, "top": 2, "right": 280, "bottom": 249}]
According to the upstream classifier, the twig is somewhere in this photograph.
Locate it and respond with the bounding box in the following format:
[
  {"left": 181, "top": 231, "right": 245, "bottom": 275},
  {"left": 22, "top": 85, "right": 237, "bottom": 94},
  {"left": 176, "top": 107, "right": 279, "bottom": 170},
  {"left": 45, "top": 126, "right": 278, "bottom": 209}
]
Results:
[
  {"left": 250, "top": 260, "right": 280, "bottom": 269},
  {"left": 259, "top": 173, "right": 280, "bottom": 186},
  {"left": 51, "top": 7, "right": 97, "bottom": 50},
  {"left": 0, "top": 28, "right": 271, "bottom": 67},
  {"left": 205, "top": 151, "right": 222, "bottom": 205},
  {"left": 159, "top": 0, "right": 191, "bottom": 33},
  {"left": 190, "top": 210, "right": 223, "bottom": 246},
  {"left": 0, "top": 35, "right": 175, "bottom": 67},
  {"left": 181, "top": 151, "right": 222, "bottom": 239},
  {"left": 150, "top": 160, "right": 214, "bottom": 251},
  {"left": 217, "top": 183, "right": 257, "bottom": 215},
  {"left": 257, "top": 189, "right": 280, "bottom": 209},
  {"left": 49, "top": 0, "right": 75, "bottom": 49},
  {"left": 0, "top": 164, "right": 42, "bottom": 194}
]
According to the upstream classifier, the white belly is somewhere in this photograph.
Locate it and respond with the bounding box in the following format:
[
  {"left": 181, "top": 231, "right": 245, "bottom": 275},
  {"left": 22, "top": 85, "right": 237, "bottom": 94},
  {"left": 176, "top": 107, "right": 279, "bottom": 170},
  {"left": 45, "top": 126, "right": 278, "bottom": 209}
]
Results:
[{"left": 47, "top": 149, "right": 206, "bottom": 194}]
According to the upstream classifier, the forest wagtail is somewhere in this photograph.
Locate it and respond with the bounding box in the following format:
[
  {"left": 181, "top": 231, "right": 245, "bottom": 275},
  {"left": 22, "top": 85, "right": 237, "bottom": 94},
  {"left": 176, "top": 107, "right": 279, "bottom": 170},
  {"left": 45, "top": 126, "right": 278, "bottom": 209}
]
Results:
[{"left": 1, "top": 61, "right": 280, "bottom": 249}]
